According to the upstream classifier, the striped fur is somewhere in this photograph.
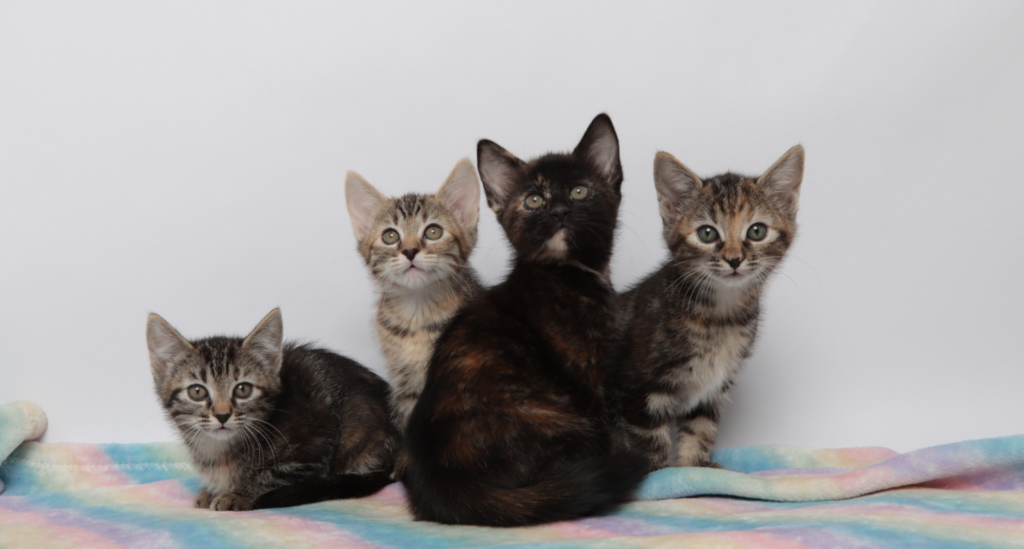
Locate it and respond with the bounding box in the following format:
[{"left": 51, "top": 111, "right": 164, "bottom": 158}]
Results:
[
  {"left": 614, "top": 146, "right": 804, "bottom": 471},
  {"left": 345, "top": 159, "right": 483, "bottom": 434},
  {"left": 147, "top": 309, "right": 399, "bottom": 510}
]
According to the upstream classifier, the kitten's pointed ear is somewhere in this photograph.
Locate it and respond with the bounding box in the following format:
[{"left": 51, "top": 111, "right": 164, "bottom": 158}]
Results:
[
  {"left": 345, "top": 172, "right": 388, "bottom": 242},
  {"left": 758, "top": 145, "right": 804, "bottom": 216},
  {"left": 477, "top": 139, "right": 524, "bottom": 212},
  {"left": 653, "top": 151, "right": 703, "bottom": 222},
  {"left": 147, "top": 313, "right": 193, "bottom": 380},
  {"left": 574, "top": 113, "right": 622, "bottom": 188},
  {"left": 436, "top": 158, "right": 480, "bottom": 227},
  {"left": 242, "top": 308, "right": 284, "bottom": 374}
]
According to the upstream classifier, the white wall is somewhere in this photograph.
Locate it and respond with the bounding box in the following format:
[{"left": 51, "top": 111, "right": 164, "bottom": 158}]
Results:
[{"left": 2, "top": 1, "right": 1021, "bottom": 452}]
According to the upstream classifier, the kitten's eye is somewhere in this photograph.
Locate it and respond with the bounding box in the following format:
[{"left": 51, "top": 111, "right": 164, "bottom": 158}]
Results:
[
  {"left": 747, "top": 223, "right": 768, "bottom": 241},
  {"left": 424, "top": 224, "right": 443, "bottom": 240},
  {"left": 696, "top": 226, "right": 719, "bottom": 243},
  {"left": 187, "top": 385, "right": 208, "bottom": 401},
  {"left": 382, "top": 229, "right": 400, "bottom": 245},
  {"left": 233, "top": 383, "right": 253, "bottom": 399},
  {"left": 570, "top": 186, "right": 589, "bottom": 200},
  {"left": 524, "top": 195, "right": 545, "bottom": 210}
]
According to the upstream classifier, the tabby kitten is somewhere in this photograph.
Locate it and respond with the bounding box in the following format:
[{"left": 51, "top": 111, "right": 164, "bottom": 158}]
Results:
[
  {"left": 615, "top": 146, "right": 804, "bottom": 471},
  {"left": 345, "top": 159, "right": 482, "bottom": 433},
  {"left": 402, "top": 114, "right": 648, "bottom": 526},
  {"left": 147, "top": 309, "right": 400, "bottom": 510}
]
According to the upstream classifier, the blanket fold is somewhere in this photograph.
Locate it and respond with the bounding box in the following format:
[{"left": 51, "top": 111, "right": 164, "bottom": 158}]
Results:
[{"left": 0, "top": 401, "right": 47, "bottom": 494}]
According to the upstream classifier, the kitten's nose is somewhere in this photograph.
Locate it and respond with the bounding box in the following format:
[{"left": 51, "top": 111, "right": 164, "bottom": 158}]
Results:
[
  {"left": 402, "top": 248, "right": 419, "bottom": 261},
  {"left": 549, "top": 203, "right": 570, "bottom": 224},
  {"left": 214, "top": 412, "right": 232, "bottom": 425},
  {"left": 725, "top": 257, "right": 743, "bottom": 270}
]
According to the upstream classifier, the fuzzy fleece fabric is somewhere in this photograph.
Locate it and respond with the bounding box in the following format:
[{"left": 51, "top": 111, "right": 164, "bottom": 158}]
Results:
[{"left": 2, "top": 400, "right": 1023, "bottom": 548}]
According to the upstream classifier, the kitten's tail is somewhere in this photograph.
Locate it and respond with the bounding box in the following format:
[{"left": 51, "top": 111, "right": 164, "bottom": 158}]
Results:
[
  {"left": 406, "top": 451, "right": 648, "bottom": 527},
  {"left": 251, "top": 471, "right": 394, "bottom": 510}
]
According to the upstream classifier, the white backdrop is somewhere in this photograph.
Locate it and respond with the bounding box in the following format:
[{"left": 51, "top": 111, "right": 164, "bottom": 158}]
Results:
[{"left": 2, "top": 1, "right": 1022, "bottom": 452}]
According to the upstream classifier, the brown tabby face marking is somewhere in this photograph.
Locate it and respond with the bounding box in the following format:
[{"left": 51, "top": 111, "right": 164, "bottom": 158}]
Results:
[
  {"left": 655, "top": 146, "right": 804, "bottom": 298},
  {"left": 147, "top": 310, "right": 283, "bottom": 449},
  {"left": 346, "top": 159, "right": 480, "bottom": 292}
]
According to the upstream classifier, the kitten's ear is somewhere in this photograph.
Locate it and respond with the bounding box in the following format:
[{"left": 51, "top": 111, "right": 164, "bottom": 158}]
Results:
[
  {"left": 653, "top": 151, "right": 703, "bottom": 221},
  {"left": 477, "top": 139, "right": 525, "bottom": 212},
  {"left": 757, "top": 145, "right": 804, "bottom": 215},
  {"left": 573, "top": 113, "right": 622, "bottom": 188},
  {"left": 146, "top": 313, "right": 193, "bottom": 380},
  {"left": 436, "top": 158, "right": 480, "bottom": 227},
  {"left": 242, "top": 308, "right": 284, "bottom": 374},
  {"left": 345, "top": 172, "right": 388, "bottom": 242}
]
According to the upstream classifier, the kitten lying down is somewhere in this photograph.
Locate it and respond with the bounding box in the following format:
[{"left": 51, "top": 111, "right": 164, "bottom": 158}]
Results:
[{"left": 147, "top": 308, "right": 400, "bottom": 511}]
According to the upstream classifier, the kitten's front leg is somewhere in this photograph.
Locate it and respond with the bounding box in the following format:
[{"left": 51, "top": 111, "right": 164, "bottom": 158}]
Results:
[
  {"left": 622, "top": 420, "right": 673, "bottom": 472},
  {"left": 194, "top": 487, "right": 213, "bottom": 509},
  {"left": 675, "top": 401, "right": 723, "bottom": 468},
  {"left": 209, "top": 492, "right": 255, "bottom": 511}
]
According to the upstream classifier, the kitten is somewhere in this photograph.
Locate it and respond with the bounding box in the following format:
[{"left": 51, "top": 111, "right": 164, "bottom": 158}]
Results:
[
  {"left": 614, "top": 146, "right": 804, "bottom": 471},
  {"left": 147, "top": 308, "right": 400, "bottom": 510},
  {"left": 345, "top": 159, "right": 483, "bottom": 434},
  {"left": 402, "top": 114, "right": 648, "bottom": 526}
]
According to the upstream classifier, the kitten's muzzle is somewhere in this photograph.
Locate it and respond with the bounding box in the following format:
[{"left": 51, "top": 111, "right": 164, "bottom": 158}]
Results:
[
  {"left": 549, "top": 202, "right": 570, "bottom": 224},
  {"left": 214, "top": 412, "right": 232, "bottom": 426}
]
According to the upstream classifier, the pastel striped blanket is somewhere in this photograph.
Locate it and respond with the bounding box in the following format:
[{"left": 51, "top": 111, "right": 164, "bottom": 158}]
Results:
[{"left": 2, "top": 402, "right": 1024, "bottom": 548}]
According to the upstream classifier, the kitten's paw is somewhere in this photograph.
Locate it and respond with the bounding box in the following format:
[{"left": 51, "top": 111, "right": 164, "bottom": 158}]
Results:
[
  {"left": 697, "top": 460, "right": 725, "bottom": 470},
  {"left": 194, "top": 488, "right": 213, "bottom": 509},
  {"left": 210, "top": 492, "right": 254, "bottom": 511}
]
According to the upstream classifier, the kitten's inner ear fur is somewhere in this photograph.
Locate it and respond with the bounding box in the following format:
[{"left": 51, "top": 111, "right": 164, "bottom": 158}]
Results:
[
  {"left": 573, "top": 113, "right": 622, "bottom": 187},
  {"left": 345, "top": 172, "right": 389, "bottom": 242},
  {"left": 436, "top": 158, "right": 480, "bottom": 227},
  {"left": 653, "top": 152, "right": 703, "bottom": 223},
  {"left": 477, "top": 140, "right": 525, "bottom": 212},
  {"left": 242, "top": 308, "right": 284, "bottom": 375},
  {"left": 758, "top": 145, "right": 805, "bottom": 215},
  {"left": 146, "top": 313, "right": 193, "bottom": 380}
]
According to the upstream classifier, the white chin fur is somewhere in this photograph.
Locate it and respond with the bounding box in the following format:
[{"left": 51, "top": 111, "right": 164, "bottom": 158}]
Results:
[
  {"left": 719, "top": 272, "right": 749, "bottom": 284},
  {"left": 396, "top": 267, "right": 435, "bottom": 289},
  {"left": 205, "top": 427, "right": 236, "bottom": 441},
  {"left": 543, "top": 229, "right": 569, "bottom": 256}
]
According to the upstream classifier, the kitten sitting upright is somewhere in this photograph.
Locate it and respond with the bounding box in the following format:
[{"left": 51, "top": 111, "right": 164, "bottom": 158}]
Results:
[
  {"left": 402, "top": 114, "right": 648, "bottom": 526},
  {"left": 147, "top": 308, "right": 400, "bottom": 510},
  {"left": 345, "top": 159, "right": 483, "bottom": 433},
  {"left": 615, "top": 146, "right": 804, "bottom": 471}
]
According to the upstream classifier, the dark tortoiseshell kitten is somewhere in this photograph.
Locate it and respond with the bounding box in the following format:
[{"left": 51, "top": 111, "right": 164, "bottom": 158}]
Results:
[
  {"left": 615, "top": 146, "right": 804, "bottom": 471},
  {"left": 147, "top": 309, "right": 400, "bottom": 510},
  {"left": 402, "top": 114, "right": 648, "bottom": 526}
]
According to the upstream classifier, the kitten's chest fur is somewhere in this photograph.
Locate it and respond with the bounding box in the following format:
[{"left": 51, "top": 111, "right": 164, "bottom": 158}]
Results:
[
  {"left": 622, "top": 270, "right": 761, "bottom": 417},
  {"left": 376, "top": 272, "right": 480, "bottom": 426},
  {"left": 190, "top": 439, "right": 250, "bottom": 494},
  {"left": 664, "top": 309, "right": 757, "bottom": 412},
  {"left": 378, "top": 281, "right": 476, "bottom": 370}
]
